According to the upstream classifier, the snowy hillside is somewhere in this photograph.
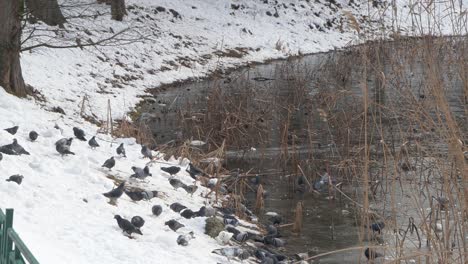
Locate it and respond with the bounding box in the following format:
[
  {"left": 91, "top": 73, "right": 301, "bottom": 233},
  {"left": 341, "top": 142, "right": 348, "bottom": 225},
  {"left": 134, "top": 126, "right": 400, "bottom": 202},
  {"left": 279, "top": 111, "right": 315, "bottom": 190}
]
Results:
[
  {"left": 0, "top": 88, "right": 228, "bottom": 263},
  {"left": 21, "top": 0, "right": 467, "bottom": 120}
]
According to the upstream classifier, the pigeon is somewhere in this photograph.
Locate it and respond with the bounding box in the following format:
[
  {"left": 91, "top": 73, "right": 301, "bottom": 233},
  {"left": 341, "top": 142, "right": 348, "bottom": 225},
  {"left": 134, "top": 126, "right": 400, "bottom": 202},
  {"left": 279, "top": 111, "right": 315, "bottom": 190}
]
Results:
[
  {"left": 56, "top": 141, "right": 75, "bottom": 156},
  {"left": 182, "top": 184, "right": 198, "bottom": 195},
  {"left": 103, "top": 182, "right": 125, "bottom": 204},
  {"left": 125, "top": 190, "right": 158, "bottom": 201},
  {"left": 370, "top": 221, "right": 385, "bottom": 234},
  {"left": 6, "top": 175, "right": 24, "bottom": 185},
  {"left": 268, "top": 214, "right": 283, "bottom": 225},
  {"left": 73, "top": 127, "right": 86, "bottom": 141},
  {"left": 130, "top": 166, "right": 152, "bottom": 179},
  {"left": 165, "top": 219, "right": 185, "bottom": 232},
  {"left": 177, "top": 232, "right": 194, "bottom": 246},
  {"left": 180, "top": 209, "right": 195, "bottom": 219},
  {"left": 56, "top": 137, "right": 73, "bottom": 147},
  {"left": 0, "top": 139, "right": 30, "bottom": 155},
  {"left": 186, "top": 163, "right": 205, "bottom": 179},
  {"left": 141, "top": 145, "right": 153, "bottom": 159},
  {"left": 177, "top": 232, "right": 195, "bottom": 246},
  {"left": 169, "top": 178, "right": 187, "bottom": 190},
  {"left": 364, "top": 248, "right": 383, "bottom": 260},
  {"left": 102, "top": 157, "right": 115, "bottom": 170},
  {"left": 223, "top": 215, "right": 239, "bottom": 226},
  {"left": 212, "top": 247, "right": 249, "bottom": 261},
  {"left": 88, "top": 136, "right": 99, "bottom": 149},
  {"left": 116, "top": 143, "right": 126, "bottom": 157},
  {"left": 4, "top": 126, "right": 19, "bottom": 135},
  {"left": 264, "top": 236, "right": 285, "bottom": 247},
  {"left": 152, "top": 205, "right": 163, "bottom": 216},
  {"left": 194, "top": 206, "right": 216, "bottom": 217},
  {"left": 170, "top": 202, "right": 187, "bottom": 212},
  {"left": 114, "top": 215, "right": 142, "bottom": 236},
  {"left": 161, "top": 166, "right": 181, "bottom": 176},
  {"left": 235, "top": 232, "right": 249, "bottom": 243},
  {"left": 29, "top": 131, "right": 38, "bottom": 141},
  {"left": 266, "top": 225, "right": 279, "bottom": 237},
  {"left": 131, "top": 216, "right": 145, "bottom": 228}
]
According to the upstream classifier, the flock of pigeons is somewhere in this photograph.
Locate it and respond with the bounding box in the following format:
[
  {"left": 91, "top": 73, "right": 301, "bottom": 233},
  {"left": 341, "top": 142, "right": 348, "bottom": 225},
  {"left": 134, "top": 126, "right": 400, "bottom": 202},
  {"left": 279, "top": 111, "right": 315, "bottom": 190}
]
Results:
[{"left": 1, "top": 125, "right": 384, "bottom": 262}]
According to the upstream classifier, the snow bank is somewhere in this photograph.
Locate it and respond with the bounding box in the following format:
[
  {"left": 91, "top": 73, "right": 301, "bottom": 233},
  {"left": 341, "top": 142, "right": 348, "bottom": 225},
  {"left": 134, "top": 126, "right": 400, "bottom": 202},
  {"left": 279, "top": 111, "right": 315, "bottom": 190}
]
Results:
[{"left": 0, "top": 88, "right": 226, "bottom": 263}]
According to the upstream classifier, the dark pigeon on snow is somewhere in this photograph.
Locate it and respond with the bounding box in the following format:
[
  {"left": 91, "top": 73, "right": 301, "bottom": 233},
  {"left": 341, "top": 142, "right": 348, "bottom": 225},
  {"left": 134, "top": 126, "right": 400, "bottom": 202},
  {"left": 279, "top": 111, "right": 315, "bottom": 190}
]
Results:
[
  {"left": 161, "top": 166, "right": 181, "bottom": 176},
  {"left": 169, "top": 178, "right": 187, "bottom": 190},
  {"left": 180, "top": 209, "right": 195, "bottom": 219},
  {"left": 4, "top": 126, "right": 19, "bottom": 135},
  {"left": 152, "top": 205, "right": 163, "bottom": 216},
  {"left": 0, "top": 139, "right": 30, "bottom": 155},
  {"left": 170, "top": 202, "right": 187, "bottom": 213},
  {"left": 103, "top": 182, "right": 125, "bottom": 204},
  {"left": 131, "top": 216, "right": 145, "bottom": 228},
  {"left": 186, "top": 163, "right": 205, "bottom": 179},
  {"left": 102, "top": 157, "right": 115, "bottom": 170},
  {"left": 141, "top": 145, "right": 153, "bottom": 159},
  {"left": 56, "top": 140, "right": 75, "bottom": 156},
  {"left": 6, "top": 175, "right": 24, "bottom": 185},
  {"left": 114, "top": 215, "right": 142, "bottom": 236},
  {"left": 130, "top": 166, "right": 152, "bottom": 179},
  {"left": 29, "top": 131, "right": 38, "bottom": 141},
  {"left": 116, "top": 143, "right": 126, "bottom": 157},
  {"left": 56, "top": 137, "right": 73, "bottom": 147},
  {"left": 88, "top": 136, "right": 100, "bottom": 149},
  {"left": 165, "top": 219, "right": 185, "bottom": 232},
  {"left": 73, "top": 127, "right": 86, "bottom": 141},
  {"left": 177, "top": 232, "right": 194, "bottom": 246},
  {"left": 124, "top": 190, "right": 158, "bottom": 202}
]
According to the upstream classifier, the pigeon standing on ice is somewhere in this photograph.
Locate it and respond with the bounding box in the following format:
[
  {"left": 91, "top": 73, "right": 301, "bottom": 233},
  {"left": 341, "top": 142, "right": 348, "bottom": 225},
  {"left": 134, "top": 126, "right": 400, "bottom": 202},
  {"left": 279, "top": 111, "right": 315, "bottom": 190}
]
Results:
[
  {"left": 6, "top": 175, "right": 24, "bottom": 185},
  {"left": 4, "top": 126, "right": 19, "bottom": 135},
  {"left": 131, "top": 216, "right": 145, "bottom": 228},
  {"left": 73, "top": 127, "right": 87, "bottom": 141},
  {"left": 161, "top": 166, "right": 181, "bottom": 176},
  {"left": 103, "top": 181, "right": 125, "bottom": 204},
  {"left": 130, "top": 166, "right": 152, "bottom": 179},
  {"left": 88, "top": 136, "right": 100, "bottom": 149},
  {"left": 114, "top": 215, "right": 142, "bottom": 236},
  {"left": 29, "top": 131, "right": 38, "bottom": 141},
  {"left": 152, "top": 205, "right": 163, "bottom": 216},
  {"left": 141, "top": 145, "right": 153, "bottom": 159},
  {"left": 102, "top": 157, "right": 115, "bottom": 170},
  {"left": 55, "top": 138, "right": 74, "bottom": 156},
  {"left": 116, "top": 143, "right": 126, "bottom": 157}
]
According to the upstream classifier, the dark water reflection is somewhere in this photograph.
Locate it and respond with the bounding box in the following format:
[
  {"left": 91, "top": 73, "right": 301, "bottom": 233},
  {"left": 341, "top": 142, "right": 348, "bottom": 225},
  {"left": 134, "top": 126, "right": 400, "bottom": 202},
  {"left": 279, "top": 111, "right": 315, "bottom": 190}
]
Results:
[{"left": 140, "top": 38, "right": 467, "bottom": 262}]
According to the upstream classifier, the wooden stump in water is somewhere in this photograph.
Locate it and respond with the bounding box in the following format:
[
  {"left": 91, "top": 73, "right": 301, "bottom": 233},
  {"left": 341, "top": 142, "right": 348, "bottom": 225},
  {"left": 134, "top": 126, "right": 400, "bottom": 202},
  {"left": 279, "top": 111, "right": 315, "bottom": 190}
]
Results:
[{"left": 292, "top": 201, "right": 304, "bottom": 233}]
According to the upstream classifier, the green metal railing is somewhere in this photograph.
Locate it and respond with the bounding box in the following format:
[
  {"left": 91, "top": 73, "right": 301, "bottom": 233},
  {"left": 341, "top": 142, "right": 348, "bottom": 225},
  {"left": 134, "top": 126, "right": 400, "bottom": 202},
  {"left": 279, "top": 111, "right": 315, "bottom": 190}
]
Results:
[{"left": 0, "top": 209, "right": 39, "bottom": 264}]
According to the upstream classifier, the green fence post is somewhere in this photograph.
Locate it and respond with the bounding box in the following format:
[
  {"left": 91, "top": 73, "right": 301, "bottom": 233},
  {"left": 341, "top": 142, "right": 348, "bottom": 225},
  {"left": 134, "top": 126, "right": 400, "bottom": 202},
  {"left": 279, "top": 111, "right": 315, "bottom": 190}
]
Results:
[{"left": 5, "top": 209, "right": 14, "bottom": 264}]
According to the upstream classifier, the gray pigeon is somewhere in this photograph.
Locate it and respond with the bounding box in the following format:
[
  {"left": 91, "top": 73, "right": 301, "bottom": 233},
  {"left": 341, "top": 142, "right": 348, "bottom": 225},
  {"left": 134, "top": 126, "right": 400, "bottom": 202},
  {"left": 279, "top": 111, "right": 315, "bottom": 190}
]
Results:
[
  {"left": 161, "top": 166, "right": 181, "bottom": 176},
  {"left": 56, "top": 141, "right": 75, "bottom": 155},
  {"left": 6, "top": 175, "right": 24, "bottom": 185},
  {"left": 88, "top": 136, "right": 99, "bottom": 149},
  {"left": 182, "top": 184, "right": 198, "bottom": 195},
  {"left": 180, "top": 209, "right": 195, "bottom": 219},
  {"left": 186, "top": 163, "right": 205, "bottom": 179},
  {"left": 170, "top": 202, "right": 187, "bottom": 212},
  {"left": 131, "top": 216, "right": 145, "bottom": 228},
  {"left": 116, "top": 143, "right": 126, "bottom": 157},
  {"left": 124, "top": 190, "right": 158, "bottom": 202},
  {"left": 103, "top": 182, "right": 125, "bottom": 204},
  {"left": 102, "top": 157, "right": 115, "bottom": 170},
  {"left": 130, "top": 166, "right": 152, "bottom": 179},
  {"left": 165, "top": 219, "right": 185, "bottom": 232},
  {"left": 29, "top": 131, "right": 38, "bottom": 141},
  {"left": 114, "top": 215, "right": 142, "bottom": 236},
  {"left": 152, "top": 205, "right": 163, "bottom": 216},
  {"left": 73, "top": 127, "right": 86, "bottom": 141},
  {"left": 177, "top": 232, "right": 194, "bottom": 246},
  {"left": 4, "top": 126, "right": 19, "bottom": 135},
  {"left": 264, "top": 236, "right": 285, "bottom": 247},
  {"left": 0, "top": 139, "right": 29, "bottom": 155},
  {"left": 56, "top": 137, "right": 73, "bottom": 147},
  {"left": 141, "top": 145, "right": 153, "bottom": 159},
  {"left": 169, "top": 178, "right": 187, "bottom": 190}
]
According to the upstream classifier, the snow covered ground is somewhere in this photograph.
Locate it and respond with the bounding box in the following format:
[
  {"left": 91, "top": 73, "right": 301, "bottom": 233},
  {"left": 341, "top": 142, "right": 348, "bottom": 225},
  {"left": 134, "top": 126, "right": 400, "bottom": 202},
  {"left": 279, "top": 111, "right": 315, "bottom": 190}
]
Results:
[
  {"left": 2, "top": 0, "right": 467, "bottom": 263},
  {"left": 0, "top": 88, "right": 229, "bottom": 263}
]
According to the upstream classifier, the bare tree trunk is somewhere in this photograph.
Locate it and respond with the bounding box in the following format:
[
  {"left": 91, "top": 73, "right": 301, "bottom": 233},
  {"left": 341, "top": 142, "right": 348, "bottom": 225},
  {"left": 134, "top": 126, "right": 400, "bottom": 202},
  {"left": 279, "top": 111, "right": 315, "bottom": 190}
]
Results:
[
  {"left": 25, "top": 0, "right": 66, "bottom": 27},
  {"left": 111, "top": 0, "right": 127, "bottom": 21},
  {"left": 0, "top": 0, "right": 30, "bottom": 97}
]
